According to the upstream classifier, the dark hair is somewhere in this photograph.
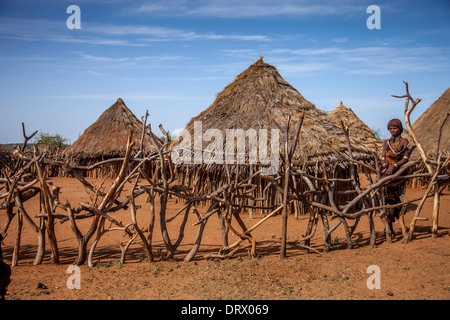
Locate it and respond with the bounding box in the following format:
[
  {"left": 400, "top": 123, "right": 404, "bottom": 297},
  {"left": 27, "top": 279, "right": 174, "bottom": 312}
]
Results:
[{"left": 387, "top": 118, "right": 403, "bottom": 134}]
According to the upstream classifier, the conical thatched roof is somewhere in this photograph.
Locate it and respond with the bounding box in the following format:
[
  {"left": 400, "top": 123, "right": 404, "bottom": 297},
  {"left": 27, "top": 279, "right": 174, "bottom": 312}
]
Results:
[
  {"left": 411, "top": 88, "right": 450, "bottom": 158},
  {"left": 65, "top": 98, "right": 157, "bottom": 160},
  {"left": 328, "top": 101, "right": 382, "bottom": 154},
  {"left": 181, "top": 58, "right": 372, "bottom": 165}
]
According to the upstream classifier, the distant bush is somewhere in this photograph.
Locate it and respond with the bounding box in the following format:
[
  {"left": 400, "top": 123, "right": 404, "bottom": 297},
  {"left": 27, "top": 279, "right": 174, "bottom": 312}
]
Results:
[{"left": 34, "top": 132, "right": 68, "bottom": 151}]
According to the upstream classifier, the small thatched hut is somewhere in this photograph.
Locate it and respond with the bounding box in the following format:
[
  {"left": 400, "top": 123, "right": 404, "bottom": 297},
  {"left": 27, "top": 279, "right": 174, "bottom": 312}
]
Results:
[
  {"left": 327, "top": 101, "right": 383, "bottom": 154},
  {"left": 411, "top": 88, "right": 450, "bottom": 159},
  {"left": 64, "top": 98, "right": 157, "bottom": 177}
]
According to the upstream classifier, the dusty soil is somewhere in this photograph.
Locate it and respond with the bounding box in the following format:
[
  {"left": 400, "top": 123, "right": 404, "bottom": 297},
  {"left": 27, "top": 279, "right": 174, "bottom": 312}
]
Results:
[{"left": 1, "top": 177, "right": 449, "bottom": 302}]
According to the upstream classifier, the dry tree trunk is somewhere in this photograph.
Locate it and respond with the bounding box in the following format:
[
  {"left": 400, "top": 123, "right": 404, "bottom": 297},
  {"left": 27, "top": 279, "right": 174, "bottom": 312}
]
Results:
[
  {"left": 431, "top": 113, "right": 449, "bottom": 237},
  {"left": 149, "top": 124, "right": 174, "bottom": 259},
  {"left": 36, "top": 160, "right": 59, "bottom": 264},
  {"left": 146, "top": 188, "right": 156, "bottom": 261},
  {"left": 130, "top": 176, "right": 153, "bottom": 263},
  {"left": 66, "top": 202, "right": 100, "bottom": 266},
  {"left": 184, "top": 205, "right": 208, "bottom": 262},
  {"left": 1, "top": 150, "right": 40, "bottom": 266},
  {"left": 87, "top": 134, "right": 133, "bottom": 267},
  {"left": 11, "top": 199, "right": 22, "bottom": 267},
  {"left": 392, "top": 82, "right": 449, "bottom": 242},
  {"left": 406, "top": 156, "right": 444, "bottom": 242},
  {"left": 277, "top": 111, "right": 304, "bottom": 258},
  {"left": 14, "top": 190, "right": 45, "bottom": 265}
]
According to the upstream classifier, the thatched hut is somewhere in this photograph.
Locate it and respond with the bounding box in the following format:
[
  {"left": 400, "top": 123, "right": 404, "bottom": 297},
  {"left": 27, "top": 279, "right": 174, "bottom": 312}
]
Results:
[
  {"left": 327, "top": 101, "right": 383, "bottom": 154},
  {"left": 173, "top": 58, "right": 375, "bottom": 211},
  {"left": 406, "top": 88, "right": 450, "bottom": 188},
  {"left": 64, "top": 98, "right": 157, "bottom": 177},
  {"left": 180, "top": 57, "right": 373, "bottom": 166},
  {"left": 411, "top": 88, "right": 450, "bottom": 159}
]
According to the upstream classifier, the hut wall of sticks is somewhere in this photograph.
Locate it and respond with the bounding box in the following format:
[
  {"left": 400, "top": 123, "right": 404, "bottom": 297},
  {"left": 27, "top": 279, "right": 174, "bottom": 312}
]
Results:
[
  {"left": 0, "top": 150, "right": 13, "bottom": 179},
  {"left": 1, "top": 59, "right": 449, "bottom": 267}
]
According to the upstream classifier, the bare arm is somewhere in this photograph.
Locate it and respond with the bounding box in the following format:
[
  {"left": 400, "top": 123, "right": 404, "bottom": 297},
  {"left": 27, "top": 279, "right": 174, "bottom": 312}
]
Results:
[
  {"left": 394, "top": 138, "right": 410, "bottom": 168},
  {"left": 381, "top": 140, "right": 388, "bottom": 167}
]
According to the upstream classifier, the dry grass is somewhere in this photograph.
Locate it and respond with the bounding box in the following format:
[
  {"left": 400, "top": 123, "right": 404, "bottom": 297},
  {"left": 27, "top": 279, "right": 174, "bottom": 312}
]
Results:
[
  {"left": 182, "top": 57, "right": 373, "bottom": 163},
  {"left": 327, "top": 101, "right": 383, "bottom": 154},
  {"left": 411, "top": 88, "right": 450, "bottom": 158},
  {"left": 64, "top": 98, "right": 158, "bottom": 160}
]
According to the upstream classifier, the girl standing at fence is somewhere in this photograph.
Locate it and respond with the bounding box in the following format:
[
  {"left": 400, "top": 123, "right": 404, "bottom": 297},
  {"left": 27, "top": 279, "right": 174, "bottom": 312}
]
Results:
[{"left": 381, "top": 118, "right": 411, "bottom": 235}]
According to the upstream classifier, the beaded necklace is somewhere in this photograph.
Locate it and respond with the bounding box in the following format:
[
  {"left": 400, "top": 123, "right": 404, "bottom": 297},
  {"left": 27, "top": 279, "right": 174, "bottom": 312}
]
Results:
[{"left": 387, "top": 136, "right": 403, "bottom": 155}]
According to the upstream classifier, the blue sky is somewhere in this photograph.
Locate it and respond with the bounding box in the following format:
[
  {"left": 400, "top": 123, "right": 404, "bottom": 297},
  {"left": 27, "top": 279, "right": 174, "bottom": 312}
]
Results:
[{"left": 0, "top": 0, "right": 449, "bottom": 143}]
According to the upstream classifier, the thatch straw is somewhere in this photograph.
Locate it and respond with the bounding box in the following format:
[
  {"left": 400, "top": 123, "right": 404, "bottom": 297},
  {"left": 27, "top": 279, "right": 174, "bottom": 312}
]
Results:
[
  {"left": 327, "top": 101, "right": 383, "bottom": 154},
  {"left": 410, "top": 88, "right": 450, "bottom": 158},
  {"left": 64, "top": 98, "right": 157, "bottom": 160},
  {"left": 181, "top": 57, "right": 373, "bottom": 164}
]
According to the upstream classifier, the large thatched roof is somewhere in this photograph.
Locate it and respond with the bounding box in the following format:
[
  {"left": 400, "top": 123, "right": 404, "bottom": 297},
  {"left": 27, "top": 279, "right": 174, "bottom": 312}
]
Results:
[
  {"left": 65, "top": 98, "right": 157, "bottom": 160},
  {"left": 327, "top": 101, "right": 382, "bottom": 154},
  {"left": 411, "top": 88, "right": 450, "bottom": 158},
  {"left": 181, "top": 57, "right": 372, "bottom": 164}
]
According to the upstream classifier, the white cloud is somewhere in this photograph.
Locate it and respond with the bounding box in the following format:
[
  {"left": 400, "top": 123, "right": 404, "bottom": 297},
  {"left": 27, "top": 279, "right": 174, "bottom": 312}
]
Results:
[
  {"left": 54, "top": 36, "right": 150, "bottom": 47},
  {"left": 74, "top": 52, "right": 191, "bottom": 65},
  {"left": 265, "top": 45, "right": 450, "bottom": 76},
  {"left": 76, "top": 53, "right": 130, "bottom": 63},
  {"left": 41, "top": 93, "right": 203, "bottom": 100},
  {"left": 0, "top": 17, "right": 150, "bottom": 47},
  {"left": 332, "top": 37, "right": 349, "bottom": 44},
  {"left": 134, "top": 0, "right": 363, "bottom": 18},
  {"left": 0, "top": 16, "right": 270, "bottom": 46},
  {"left": 82, "top": 70, "right": 104, "bottom": 76},
  {"left": 89, "top": 23, "right": 270, "bottom": 42}
]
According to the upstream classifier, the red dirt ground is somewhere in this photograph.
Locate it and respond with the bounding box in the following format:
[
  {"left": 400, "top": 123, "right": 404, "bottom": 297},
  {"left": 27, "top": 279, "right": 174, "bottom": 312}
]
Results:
[{"left": 1, "top": 177, "right": 449, "bottom": 301}]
